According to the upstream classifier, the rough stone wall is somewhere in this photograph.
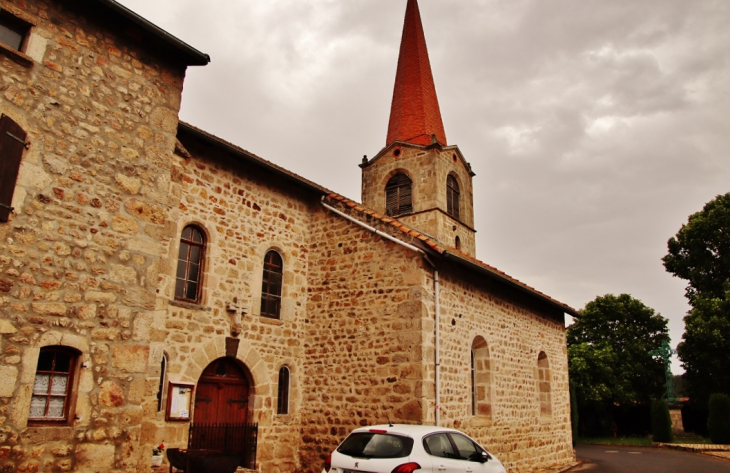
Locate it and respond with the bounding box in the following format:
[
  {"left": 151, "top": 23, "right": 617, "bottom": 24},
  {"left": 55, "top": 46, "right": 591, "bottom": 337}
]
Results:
[
  {"left": 434, "top": 267, "right": 574, "bottom": 473},
  {"left": 0, "top": 0, "right": 187, "bottom": 471},
  {"left": 299, "top": 207, "right": 432, "bottom": 472},
  {"left": 360, "top": 143, "right": 476, "bottom": 256},
  {"left": 157, "top": 135, "right": 315, "bottom": 473}
]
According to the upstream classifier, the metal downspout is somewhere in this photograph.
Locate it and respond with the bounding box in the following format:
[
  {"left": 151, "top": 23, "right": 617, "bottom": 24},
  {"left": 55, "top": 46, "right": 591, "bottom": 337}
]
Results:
[
  {"left": 320, "top": 197, "right": 441, "bottom": 425},
  {"left": 434, "top": 269, "right": 441, "bottom": 427}
]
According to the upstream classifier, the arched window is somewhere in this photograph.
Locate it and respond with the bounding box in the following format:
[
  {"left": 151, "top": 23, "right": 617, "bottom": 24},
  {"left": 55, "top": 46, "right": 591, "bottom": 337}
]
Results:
[
  {"left": 385, "top": 173, "right": 413, "bottom": 216},
  {"left": 29, "top": 346, "right": 79, "bottom": 423},
  {"left": 538, "top": 351, "right": 552, "bottom": 417},
  {"left": 261, "top": 250, "right": 283, "bottom": 319},
  {"left": 277, "top": 366, "right": 290, "bottom": 415},
  {"left": 156, "top": 354, "right": 168, "bottom": 412},
  {"left": 175, "top": 225, "right": 205, "bottom": 303},
  {"left": 470, "top": 337, "right": 492, "bottom": 417},
  {"left": 446, "top": 174, "right": 460, "bottom": 219},
  {"left": 455, "top": 236, "right": 461, "bottom": 250}
]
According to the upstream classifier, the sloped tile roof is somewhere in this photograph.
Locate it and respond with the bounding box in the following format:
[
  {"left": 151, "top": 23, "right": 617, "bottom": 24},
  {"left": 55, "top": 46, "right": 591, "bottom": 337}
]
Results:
[
  {"left": 325, "top": 193, "right": 579, "bottom": 317},
  {"left": 387, "top": 0, "right": 447, "bottom": 147}
]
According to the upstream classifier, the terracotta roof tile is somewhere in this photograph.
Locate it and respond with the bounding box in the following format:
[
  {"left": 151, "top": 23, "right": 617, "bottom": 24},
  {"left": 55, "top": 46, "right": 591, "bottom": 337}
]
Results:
[
  {"left": 387, "top": 0, "right": 447, "bottom": 147},
  {"left": 324, "top": 192, "right": 578, "bottom": 316}
]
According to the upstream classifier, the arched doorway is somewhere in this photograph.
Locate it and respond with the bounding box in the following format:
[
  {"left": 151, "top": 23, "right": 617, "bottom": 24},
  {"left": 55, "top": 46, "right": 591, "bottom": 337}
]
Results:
[
  {"left": 187, "top": 357, "right": 258, "bottom": 469},
  {"left": 194, "top": 357, "right": 252, "bottom": 425}
]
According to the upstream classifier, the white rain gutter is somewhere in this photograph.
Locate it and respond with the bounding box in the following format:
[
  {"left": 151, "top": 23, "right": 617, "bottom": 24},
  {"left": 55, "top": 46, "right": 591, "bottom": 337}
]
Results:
[{"left": 320, "top": 197, "right": 442, "bottom": 426}]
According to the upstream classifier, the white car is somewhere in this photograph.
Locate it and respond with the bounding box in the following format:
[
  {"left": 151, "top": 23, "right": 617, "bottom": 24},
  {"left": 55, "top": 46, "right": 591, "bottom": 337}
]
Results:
[{"left": 322, "top": 424, "right": 508, "bottom": 473}]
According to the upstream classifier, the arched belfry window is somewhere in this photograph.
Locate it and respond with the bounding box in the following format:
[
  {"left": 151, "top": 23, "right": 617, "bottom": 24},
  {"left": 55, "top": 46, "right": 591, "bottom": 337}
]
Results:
[
  {"left": 175, "top": 225, "right": 206, "bottom": 303},
  {"left": 446, "top": 174, "right": 460, "bottom": 219},
  {"left": 277, "top": 366, "right": 290, "bottom": 415},
  {"left": 261, "top": 250, "right": 283, "bottom": 319},
  {"left": 385, "top": 173, "right": 413, "bottom": 217}
]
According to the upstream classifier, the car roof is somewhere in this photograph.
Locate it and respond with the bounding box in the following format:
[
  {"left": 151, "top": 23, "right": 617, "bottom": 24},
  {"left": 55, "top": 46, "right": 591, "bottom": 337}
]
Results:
[{"left": 349, "top": 424, "right": 460, "bottom": 438}]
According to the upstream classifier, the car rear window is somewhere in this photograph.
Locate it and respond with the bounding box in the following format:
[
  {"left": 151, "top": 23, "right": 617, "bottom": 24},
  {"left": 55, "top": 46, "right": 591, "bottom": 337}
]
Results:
[{"left": 337, "top": 432, "right": 414, "bottom": 459}]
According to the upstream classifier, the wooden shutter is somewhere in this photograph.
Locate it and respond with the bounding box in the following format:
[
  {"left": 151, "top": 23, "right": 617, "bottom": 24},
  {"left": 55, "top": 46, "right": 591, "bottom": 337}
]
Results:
[
  {"left": 386, "top": 173, "right": 412, "bottom": 216},
  {"left": 447, "top": 175, "right": 460, "bottom": 220},
  {"left": 0, "top": 114, "right": 27, "bottom": 222}
]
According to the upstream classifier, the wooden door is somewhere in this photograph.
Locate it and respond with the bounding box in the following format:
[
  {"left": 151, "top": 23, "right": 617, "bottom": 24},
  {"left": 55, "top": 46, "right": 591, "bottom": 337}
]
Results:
[{"left": 194, "top": 358, "right": 250, "bottom": 425}]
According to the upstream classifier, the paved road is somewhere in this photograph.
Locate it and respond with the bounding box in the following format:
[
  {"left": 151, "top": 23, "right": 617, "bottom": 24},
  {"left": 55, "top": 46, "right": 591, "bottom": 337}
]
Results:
[{"left": 570, "top": 444, "right": 730, "bottom": 473}]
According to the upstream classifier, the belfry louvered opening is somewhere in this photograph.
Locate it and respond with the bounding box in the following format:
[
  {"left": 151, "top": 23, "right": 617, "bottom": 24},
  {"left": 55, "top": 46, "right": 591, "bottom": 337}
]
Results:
[
  {"left": 385, "top": 173, "right": 413, "bottom": 216},
  {"left": 446, "top": 174, "right": 460, "bottom": 220}
]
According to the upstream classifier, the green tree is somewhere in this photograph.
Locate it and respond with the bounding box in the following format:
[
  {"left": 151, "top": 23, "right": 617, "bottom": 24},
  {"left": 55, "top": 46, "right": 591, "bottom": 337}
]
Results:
[
  {"left": 568, "top": 294, "right": 670, "bottom": 406},
  {"left": 663, "top": 193, "right": 730, "bottom": 405},
  {"left": 676, "top": 292, "right": 730, "bottom": 404},
  {"left": 708, "top": 393, "right": 730, "bottom": 444},
  {"left": 662, "top": 192, "right": 730, "bottom": 302},
  {"left": 651, "top": 399, "right": 674, "bottom": 443}
]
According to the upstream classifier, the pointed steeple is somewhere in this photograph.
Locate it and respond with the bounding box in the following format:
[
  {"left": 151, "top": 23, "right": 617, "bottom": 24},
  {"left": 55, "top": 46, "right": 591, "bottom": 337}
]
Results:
[{"left": 386, "top": 0, "right": 447, "bottom": 147}]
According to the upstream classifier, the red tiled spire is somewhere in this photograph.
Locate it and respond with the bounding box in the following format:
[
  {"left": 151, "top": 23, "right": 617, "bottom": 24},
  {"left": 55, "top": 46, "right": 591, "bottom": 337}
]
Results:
[{"left": 386, "top": 0, "right": 447, "bottom": 147}]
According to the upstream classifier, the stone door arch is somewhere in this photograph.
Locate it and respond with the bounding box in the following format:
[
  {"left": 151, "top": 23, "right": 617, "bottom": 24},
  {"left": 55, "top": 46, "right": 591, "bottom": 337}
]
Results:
[{"left": 193, "top": 357, "right": 253, "bottom": 425}]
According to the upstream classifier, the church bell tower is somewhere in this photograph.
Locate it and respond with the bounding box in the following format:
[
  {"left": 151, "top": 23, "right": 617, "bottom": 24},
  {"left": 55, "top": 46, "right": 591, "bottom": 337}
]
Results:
[{"left": 360, "top": 0, "right": 477, "bottom": 256}]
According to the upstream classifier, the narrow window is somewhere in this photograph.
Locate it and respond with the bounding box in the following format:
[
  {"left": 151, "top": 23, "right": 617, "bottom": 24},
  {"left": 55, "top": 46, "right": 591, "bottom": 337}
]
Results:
[
  {"left": 277, "top": 366, "right": 290, "bottom": 415},
  {"left": 0, "top": 11, "right": 30, "bottom": 51},
  {"left": 261, "top": 250, "right": 283, "bottom": 319},
  {"left": 0, "top": 114, "right": 28, "bottom": 222},
  {"left": 385, "top": 173, "right": 413, "bottom": 216},
  {"left": 175, "top": 225, "right": 205, "bottom": 303},
  {"left": 446, "top": 174, "right": 460, "bottom": 219},
  {"left": 455, "top": 236, "right": 461, "bottom": 250},
  {"left": 157, "top": 354, "right": 167, "bottom": 412},
  {"left": 29, "top": 347, "right": 79, "bottom": 423},
  {"left": 470, "top": 349, "right": 476, "bottom": 416},
  {"left": 471, "top": 336, "right": 491, "bottom": 417},
  {"left": 538, "top": 351, "right": 552, "bottom": 417}
]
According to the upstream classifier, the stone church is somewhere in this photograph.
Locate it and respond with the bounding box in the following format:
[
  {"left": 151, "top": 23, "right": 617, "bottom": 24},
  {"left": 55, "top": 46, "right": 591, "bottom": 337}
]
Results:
[{"left": 0, "top": 0, "right": 577, "bottom": 472}]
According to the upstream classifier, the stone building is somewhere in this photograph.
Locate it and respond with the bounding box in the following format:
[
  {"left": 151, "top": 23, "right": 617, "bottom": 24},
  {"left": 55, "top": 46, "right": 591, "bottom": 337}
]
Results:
[{"left": 0, "top": 0, "right": 577, "bottom": 472}]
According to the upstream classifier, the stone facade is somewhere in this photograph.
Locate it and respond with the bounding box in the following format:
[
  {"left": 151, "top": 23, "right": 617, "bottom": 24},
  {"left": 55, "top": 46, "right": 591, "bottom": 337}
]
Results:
[{"left": 0, "top": 1, "right": 576, "bottom": 473}]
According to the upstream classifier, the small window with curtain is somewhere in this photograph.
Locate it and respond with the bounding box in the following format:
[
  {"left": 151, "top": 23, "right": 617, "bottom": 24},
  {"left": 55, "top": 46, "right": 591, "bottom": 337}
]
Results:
[
  {"left": 277, "top": 366, "right": 290, "bottom": 415},
  {"left": 175, "top": 225, "right": 206, "bottom": 303},
  {"left": 261, "top": 250, "right": 283, "bottom": 319},
  {"left": 385, "top": 173, "right": 413, "bottom": 217},
  {"left": 29, "top": 346, "right": 79, "bottom": 424},
  {"left": 446, "top": 174, "right": 460, "bottom": 219}
]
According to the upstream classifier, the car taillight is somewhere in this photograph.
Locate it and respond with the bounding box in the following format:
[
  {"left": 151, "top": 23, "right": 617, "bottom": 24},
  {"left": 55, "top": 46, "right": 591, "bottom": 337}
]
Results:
[
  {"left": 391, "top": 462, "right": 421, "bottom": 473},
  {"left": 323, "top": 454, "right": 331, "bottom": 472}
]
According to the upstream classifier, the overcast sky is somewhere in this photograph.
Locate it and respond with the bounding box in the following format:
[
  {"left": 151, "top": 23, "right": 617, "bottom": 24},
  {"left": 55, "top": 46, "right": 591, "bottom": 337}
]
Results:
[{"left": 117, "top": 0, "right": 729, "bottom": 373}]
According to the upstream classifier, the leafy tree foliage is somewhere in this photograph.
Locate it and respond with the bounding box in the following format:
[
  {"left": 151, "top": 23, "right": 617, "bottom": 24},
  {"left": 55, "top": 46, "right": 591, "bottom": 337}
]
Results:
[
  {"left": 651, "top": 399, "right": 674, "bottom": 443},
  {"left": 663, "top": 193, "right": 730, "bottom": 405},
  {"left": 708, "top": 393, "right": 730, "bottom": 444},
  {"left": 567, "top": 294, "right": 670, "bottom": 406},
  {"left": 676, "top": 291, "right": 730, "bottom": 404},
  {"left": 662, "top": 192, "right": 730, "bottom": 302}
]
